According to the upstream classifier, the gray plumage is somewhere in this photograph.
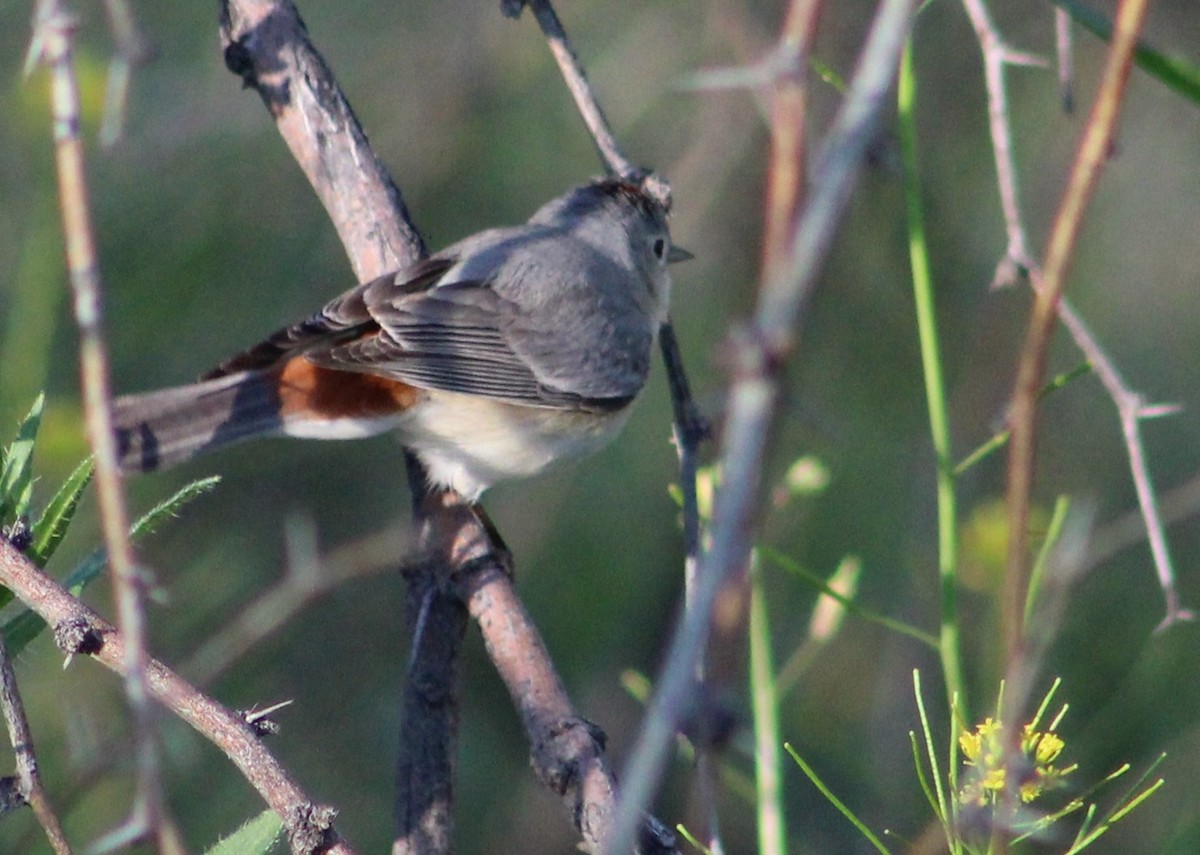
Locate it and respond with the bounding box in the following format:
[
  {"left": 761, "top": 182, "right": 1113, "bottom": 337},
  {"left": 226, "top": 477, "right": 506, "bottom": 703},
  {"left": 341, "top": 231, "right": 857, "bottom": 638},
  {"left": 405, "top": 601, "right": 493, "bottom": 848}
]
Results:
[{"left": 113, "top": 178, "right": 683, "bottom": 497}]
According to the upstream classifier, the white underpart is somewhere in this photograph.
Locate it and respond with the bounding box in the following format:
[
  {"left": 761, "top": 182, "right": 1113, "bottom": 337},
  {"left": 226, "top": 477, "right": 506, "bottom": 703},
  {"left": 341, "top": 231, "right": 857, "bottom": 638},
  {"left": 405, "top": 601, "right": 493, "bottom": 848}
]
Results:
[
  {"left": 280, "top": 389, "right": 631, "bottom": 501},
  {"left": 281, "top": 416, "right": 405, "bottom": 440},
  {"left": 402, "top": 390, "right": 631, "bottom": 501}
]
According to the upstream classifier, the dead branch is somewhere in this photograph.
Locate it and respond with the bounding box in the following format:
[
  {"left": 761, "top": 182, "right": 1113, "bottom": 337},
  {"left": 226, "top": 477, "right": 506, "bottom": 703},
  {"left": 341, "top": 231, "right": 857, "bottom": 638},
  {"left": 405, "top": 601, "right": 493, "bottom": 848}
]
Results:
[{"left": 0, "top": 538, "right": 354, "bottom": 855}]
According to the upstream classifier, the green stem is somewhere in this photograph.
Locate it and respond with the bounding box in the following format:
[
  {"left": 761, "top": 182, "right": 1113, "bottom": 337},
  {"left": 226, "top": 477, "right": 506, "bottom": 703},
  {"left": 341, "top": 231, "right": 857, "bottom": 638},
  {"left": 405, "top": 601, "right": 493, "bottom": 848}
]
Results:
[
  {"left": 749, "top": 553, "right": 787, "bottom": 855},
  {"left": 899, "top": 39, "right": 967, "bottom": 717}
]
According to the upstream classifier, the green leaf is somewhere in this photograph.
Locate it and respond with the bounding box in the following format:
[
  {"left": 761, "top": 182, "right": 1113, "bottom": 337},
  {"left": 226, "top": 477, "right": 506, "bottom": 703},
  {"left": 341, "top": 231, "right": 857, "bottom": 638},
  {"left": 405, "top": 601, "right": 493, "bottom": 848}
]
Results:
[
  {"left": 130, "top": 475, "right": 221, "bottom": 539},
  {"left": 204, "top": 809, "right": 283, "bottom": 855},
  {"left": 785, "top": 742, "right": 891, "bottom": 854},
  {"left": 2, "top": 475, "right": 220, "bottom": 656},
  {"left": 748, "top": 554, "right": 787, "bottom": 855},
  {"left": 29, "top": 456, "right": 94, "bottom": 567},
  {"left": 0, "top": 394, "right": 44, "bottom": 523},
  {"left": 1052, "top": 0, "right": 1200, "bottom": 104}
]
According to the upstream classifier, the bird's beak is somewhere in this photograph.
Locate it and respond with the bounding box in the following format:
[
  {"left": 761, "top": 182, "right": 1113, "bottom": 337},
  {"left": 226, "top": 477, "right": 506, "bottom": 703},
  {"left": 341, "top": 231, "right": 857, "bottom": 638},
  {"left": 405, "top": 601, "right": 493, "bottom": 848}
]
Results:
[{"left": 667, "top": 245, "right": 695, "bottom": 264}]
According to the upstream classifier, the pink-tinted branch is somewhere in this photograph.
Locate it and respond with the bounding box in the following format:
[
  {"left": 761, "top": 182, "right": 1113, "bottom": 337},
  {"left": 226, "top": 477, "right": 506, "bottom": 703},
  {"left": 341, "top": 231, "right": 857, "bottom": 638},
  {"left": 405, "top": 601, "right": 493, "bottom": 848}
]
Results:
[
  {"left": 0, "top": 539, "right": 354, "bottom": 855},
  {"left": 1002, "top": 0, "right": 1159, "bottom": 662},
  {"left": 961, "top": 0, "right": 1189, "bottom": 635},
  {"left": 0, "top": 633, "right": 71, "bottom": 854},
  {"left": 610, "top": 1, "right": 916, "bottom": 851},
  {"left": 30, "top": 1, "right": 166, "bottom": 846}
]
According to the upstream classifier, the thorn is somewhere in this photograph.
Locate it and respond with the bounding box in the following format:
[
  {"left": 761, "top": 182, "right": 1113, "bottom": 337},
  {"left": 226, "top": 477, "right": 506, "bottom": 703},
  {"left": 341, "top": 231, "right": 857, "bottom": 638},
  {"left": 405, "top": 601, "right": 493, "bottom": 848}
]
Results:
[
  {"left": 1060, "top": 83, "right": 1075, "bottom": 115},
  {"left": 1000, "top": 47, "right": 1048, "bottom": 69},
  {"left": 1154, "top": 606, "right": 1196, "bottom": 634},
  {"left": 241, "top": 699, "right": 294, "bottom": 736},
  {"left": 21, "top": 33, "right": 45, "bottom": 79},
  {"left": 1137, "top": 402, "right": 1183, "bottom": 420}
]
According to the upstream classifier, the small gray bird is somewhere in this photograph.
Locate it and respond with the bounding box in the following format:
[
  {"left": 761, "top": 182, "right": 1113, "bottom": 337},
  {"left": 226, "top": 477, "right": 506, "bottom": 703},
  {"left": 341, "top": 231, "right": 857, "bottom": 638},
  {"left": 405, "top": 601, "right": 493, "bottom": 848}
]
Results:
[{"left": 113, "top": 178, "right": 688, "bottom": 500}]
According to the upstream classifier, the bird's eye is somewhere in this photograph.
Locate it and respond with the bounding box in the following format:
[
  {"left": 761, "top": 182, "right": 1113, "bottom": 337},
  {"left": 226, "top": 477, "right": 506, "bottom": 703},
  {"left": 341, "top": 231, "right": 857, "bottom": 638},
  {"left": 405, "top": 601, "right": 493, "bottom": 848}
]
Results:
[{"left": 652, "top": 237, "right": 667, "bottom": 260}]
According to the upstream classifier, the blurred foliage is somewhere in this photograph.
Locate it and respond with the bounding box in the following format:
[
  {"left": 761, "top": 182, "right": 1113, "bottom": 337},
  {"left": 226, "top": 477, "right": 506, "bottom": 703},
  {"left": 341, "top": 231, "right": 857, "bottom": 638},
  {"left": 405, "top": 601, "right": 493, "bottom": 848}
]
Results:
[{"left": 1, "top": 1, "right": 1199, "bottom": 853}]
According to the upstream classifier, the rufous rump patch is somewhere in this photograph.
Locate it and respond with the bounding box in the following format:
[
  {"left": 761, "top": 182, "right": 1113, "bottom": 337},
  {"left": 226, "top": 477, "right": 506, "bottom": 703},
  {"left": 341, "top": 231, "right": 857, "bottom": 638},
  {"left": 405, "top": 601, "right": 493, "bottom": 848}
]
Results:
[{"left": 276, "top": 357, "right": 423, "bottom": 421}]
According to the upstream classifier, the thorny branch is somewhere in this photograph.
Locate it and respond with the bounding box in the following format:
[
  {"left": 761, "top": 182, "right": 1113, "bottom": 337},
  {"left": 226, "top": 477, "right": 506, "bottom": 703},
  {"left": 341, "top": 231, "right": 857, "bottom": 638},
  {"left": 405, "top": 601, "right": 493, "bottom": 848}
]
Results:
[
  {"left": 28, "top": 2, "right": 170, "bottom": 848},
  {"left": 958, "top": 1, "right": 1192, "bottom": 644},
  {"left": 96, "top": 0, "right": 154, "bottom": 145},
  {"left": 8, "top": 524, "right": 408, "bottom": 854},
  {"left": 0, "top": 538, "right": 355, "bottom": 855},
  {"left": 609, "top": 1, "right": 917, "bottom": 851},
  {"left": 1001, "top": 0, "right": 1158, "bottom": 724},
  {"left": 0, "top": 633, "right": 71, "bottom": 854},
  {"left": 502, "top": 0, "right": 637, "bottom": 180}
]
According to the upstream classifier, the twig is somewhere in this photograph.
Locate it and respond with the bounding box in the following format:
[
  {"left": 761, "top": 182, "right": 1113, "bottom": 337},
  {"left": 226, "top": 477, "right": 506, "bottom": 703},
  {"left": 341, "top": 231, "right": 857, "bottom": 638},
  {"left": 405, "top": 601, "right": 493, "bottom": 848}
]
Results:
[
  {"left": 29, "top": 2, "right": 168, "bottom": 847},
  {"left": 504, "top": 0, "right": 638, "bottom": 179},
  {"left": 753, "top": 0, "right": 824, "bottom": 751},
  {"left": 96, "top": 0, "right": 154, "bottom": 146},
  {"left": 960, "top": 0, "right": 1191, "bottom": 634},
  {"left": 1055, "top": 7, "right": 1075, "bottom": 113},
  {"left": 510, "top": 0, "right": 712, "bottom": 845},
  {"left": 217, "top": 3, "right": 446, "bottom": 849},
  {"left": 675, "top": 2, "right": 823, "bottom": 850},
  {"left": 0, "top": 538, "right": 355, "bottom": 855},
  {"left": 392, "top": 461, "right": 470, "bottom": 855},
  {"left": 659, "top": 321, "right": 720, "bottom": 849},
  {"left": 501, "top": 1, "right": 692, "bottom": 849},
  {"left": 457, "top": 545, "right": 619, "bottom": 854},
  {"left": 609, "top": 2, "right": 916, "bottom": 852},
  {"left": 760, "top": 0, "right": 822, "bottom": 284},
  {"left": 182, "top": 523, "right": 408, "bottom": 686},
  {"left": 0, "top": 633, "right": 71, "bottom": 854},
  {"left": 9, "top": 524, "right": 408, "bottom": 854},
  {"left": 959, "top": 0, "right": 1043, "bottom": 288},
  {"left": 1001, "top": 0, "right": 1166, "bottom": 663},
  {"left": 1053, "top": 303, "right": 1192, "bottom": 629},
  {"left": 218, "top": 0, "right": 426, "bottom": 282}
]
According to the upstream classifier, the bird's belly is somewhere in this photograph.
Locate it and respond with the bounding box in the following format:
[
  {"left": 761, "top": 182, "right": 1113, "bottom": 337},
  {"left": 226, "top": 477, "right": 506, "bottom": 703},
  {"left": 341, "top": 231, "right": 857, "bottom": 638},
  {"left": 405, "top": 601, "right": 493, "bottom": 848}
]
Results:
[{"left": 402, "top": 391, "right": 632, "bottom": 501}]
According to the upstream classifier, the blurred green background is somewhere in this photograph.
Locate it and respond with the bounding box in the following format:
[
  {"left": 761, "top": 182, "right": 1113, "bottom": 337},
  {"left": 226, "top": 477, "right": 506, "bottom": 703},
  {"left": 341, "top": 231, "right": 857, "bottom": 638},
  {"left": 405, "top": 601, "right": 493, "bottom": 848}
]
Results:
[{"left": 1, "top": 1, "right": 1199, "bottom": 852}]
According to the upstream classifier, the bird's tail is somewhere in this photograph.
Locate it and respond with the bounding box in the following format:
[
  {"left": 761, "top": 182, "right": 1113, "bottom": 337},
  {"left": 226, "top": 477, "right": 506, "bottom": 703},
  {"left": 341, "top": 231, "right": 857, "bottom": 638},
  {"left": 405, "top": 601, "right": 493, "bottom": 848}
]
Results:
[{"left": 113, "top": 370, "right": 284, "bottom": 472}]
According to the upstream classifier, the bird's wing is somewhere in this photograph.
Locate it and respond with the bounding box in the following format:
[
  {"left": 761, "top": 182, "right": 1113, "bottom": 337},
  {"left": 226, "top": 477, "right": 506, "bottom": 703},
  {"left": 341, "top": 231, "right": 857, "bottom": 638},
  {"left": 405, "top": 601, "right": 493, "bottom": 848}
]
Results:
[{"left": 203, "top": 250, "right": 645, "bottom": 412}]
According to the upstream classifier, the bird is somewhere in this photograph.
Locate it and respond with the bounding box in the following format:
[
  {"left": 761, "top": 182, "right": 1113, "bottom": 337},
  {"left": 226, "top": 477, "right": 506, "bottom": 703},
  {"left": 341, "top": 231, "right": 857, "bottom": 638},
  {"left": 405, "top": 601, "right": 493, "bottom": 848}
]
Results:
[{"left": 112, "top": 177, "right": 689, "bottom": 501}]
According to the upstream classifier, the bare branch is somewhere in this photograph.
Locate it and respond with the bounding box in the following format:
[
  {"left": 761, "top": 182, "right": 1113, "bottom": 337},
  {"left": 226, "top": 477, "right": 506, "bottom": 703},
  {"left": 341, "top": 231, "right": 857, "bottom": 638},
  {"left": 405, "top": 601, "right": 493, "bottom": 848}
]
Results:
[
  {"left": 7, "top": 525, "right": 407, "bottom": 853},
  {"left": 1000, "top": 0, "right": 1179, "bottom": 663},
  {"left": 215, "top": 3, "right": 672, "bottom": 851},
  {"left": 1055, "top": 302, "right": 1193, "bottom": 628},
  {"left": 961, "top": 2, "right": 1189, "bottom": 631},
  {"left": 96, "top": 0, "right": 154, "bottom": 146},
  {"left": 505, "top": 0, "right": 639, "bottom": 179},
  {"left": 0, "top": 633, "right": 71, "bottom": 854},
  {"left": 959, "top": 0, "right": 1037, "bottom": 286},
  {"left": 457, "top": 550, "right": 676, "bottom": 855},
  {"left": 392, "top": 464, "right": 471, "bottom": 855},
  {"left": 28, "top": 2, "right": 167, "bottom": 847},
  {"left": 609, "top": 2, "right": 916, "bottom": 851},
  {"left": 218, "top": 0, "right": 426, "bottom": 280},
  {"left": 0, "top": 539, "right": 356, "bottom": 855}
]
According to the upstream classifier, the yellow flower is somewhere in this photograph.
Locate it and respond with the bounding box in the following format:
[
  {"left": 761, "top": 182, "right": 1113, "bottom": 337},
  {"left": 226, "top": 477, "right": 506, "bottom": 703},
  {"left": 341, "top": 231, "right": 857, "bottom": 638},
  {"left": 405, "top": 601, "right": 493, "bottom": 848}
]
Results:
[
  {"left": 1034, "top": 732, "right": 1065, "bottom": 765},
  {"left": 956, "top": 716, "right": 1072, "bottom": 809}
]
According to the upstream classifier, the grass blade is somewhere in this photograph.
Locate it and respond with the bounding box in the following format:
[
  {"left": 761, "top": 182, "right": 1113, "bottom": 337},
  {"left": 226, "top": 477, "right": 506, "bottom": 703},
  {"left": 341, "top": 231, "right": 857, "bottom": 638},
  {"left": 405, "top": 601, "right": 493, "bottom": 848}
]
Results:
[
  {"left": 784, "top": 742, "right": 890, "bottom": 854},
  {"left": 29, "top": 456, "right": 94, "bottom": 566},
  {"left": 1051, "top": 0, "right": 1200, "bottom": 104},
  {"left": 749, "top": 553, "right": 786, "bottom": 855},
  {"left": 0, "top": 394, "right": 44, "bottom": 522}
]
